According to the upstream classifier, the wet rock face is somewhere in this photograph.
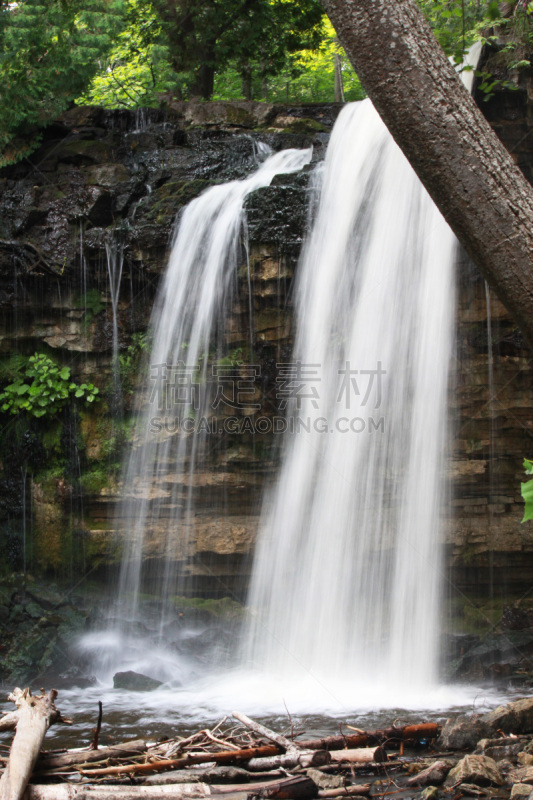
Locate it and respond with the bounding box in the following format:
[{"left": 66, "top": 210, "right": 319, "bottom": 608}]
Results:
[
  {"left": 0, "top": 578, "right": 91, "bottom": 685},
  {"left": 0, "top": 103, "right": 333, "bottom": 287},
  {"left": 0, "top": 95, "right": 532, "bottom": 606}
]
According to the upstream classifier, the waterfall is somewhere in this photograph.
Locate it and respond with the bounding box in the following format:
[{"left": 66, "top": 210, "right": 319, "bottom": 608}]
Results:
[
  {"left": 114, "top": 145, "right": 313, "bottom": 658},
  {"left": 242, "top": 99, "right": 457, "bottom": 694}
]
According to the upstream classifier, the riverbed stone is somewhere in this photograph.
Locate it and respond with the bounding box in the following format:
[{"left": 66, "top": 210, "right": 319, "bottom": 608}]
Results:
[
  {"left": 445, "top": 755, "right": 504, "bottom": 787},
  {"left": 510, "top": 784, "right": 533, "bottom": 798},
  {"left": 439, "top": 716, "right": 492, "bottom": 749},
  {"left": 483, "top": 698, "right": 533, "bottom": 734},
  {"left": 112, "top": 670, "right": 163, "bottom": 691},
  {"left": 306, "top": 769, "right": 345, "bottom": 790},
  {"left": 508, "top": 767, "right": 533, "bottom": 785},
  {"left": 476, "top": 737, "right": 528, "bottom": 760},
  {"left": 420, "top": 787, "right": 441, "bottom": 800}
]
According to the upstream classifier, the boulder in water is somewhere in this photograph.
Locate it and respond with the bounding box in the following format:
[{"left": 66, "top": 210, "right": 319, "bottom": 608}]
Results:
[
  {"left": 112, "top": 670, "right": 162, "bottom": 691},
  {"left": 445, "top": 755, "right": 504, "bottom": 787}
]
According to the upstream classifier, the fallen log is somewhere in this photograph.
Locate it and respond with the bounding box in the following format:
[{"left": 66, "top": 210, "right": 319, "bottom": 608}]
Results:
[
  {"left": 36, "top": 740, "right": 147, "bottom": 772},
  {"left": 145, "top": 767, "right": 284, "bottom": 785},
  {"left": 406, "top": 760, "right": 452, "bottom": 787},
  {"left": 297, "top": 723, "right": 439, "bottom": 751},
  {"left": 244, "top": 750, "right": 331, "bottom": 771},
  {"left": 329, "top": 747, "right": 387, "bottom": 764},
  {"left": 79, "top": 743, "right": 331, "bottom": 779},
  {"left": 0, "top": 689, "right": 63, "bottom": 800},
  {"left": 25, "top": 776, "right": 318, "bottom": 800},
  {"left": 318, "top": 787, "right": 371, "bottom": 798}
]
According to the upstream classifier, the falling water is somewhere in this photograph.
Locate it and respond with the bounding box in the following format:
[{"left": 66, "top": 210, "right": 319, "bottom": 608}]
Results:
[
  {"left": 105, "top": 239, "right": 125, "bottom": 412},
  {"left": 242, "top": 100, "right": 457, "bottom": 694},
  {"left": 113, "top": 145, "right": 313, "bottom": 659}
]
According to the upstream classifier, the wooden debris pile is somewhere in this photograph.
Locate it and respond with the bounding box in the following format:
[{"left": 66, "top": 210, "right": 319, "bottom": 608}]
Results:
[{"left": 7, "top": 687, "right": 533, "bottom": 800}]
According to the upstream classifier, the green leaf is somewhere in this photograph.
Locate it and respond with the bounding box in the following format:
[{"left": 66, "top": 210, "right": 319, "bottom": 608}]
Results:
[
  {"left": 75, "top": 389, "right": 84, "bottom": 398},
  {"left": 59, "top": 367, "right": 70, "bottom": 380},
  {"left": 524, "top": 458, "right": 533, "bottom": 475},
  {"left": 522, "top": 479, "right": 533, "bottom": 522}
]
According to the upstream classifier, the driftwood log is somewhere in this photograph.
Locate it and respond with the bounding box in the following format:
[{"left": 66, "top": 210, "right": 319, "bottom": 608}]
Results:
[
  {"left": 297, "top": 723, "right": 439, "bottom": 751},
  {"left": 24, "top": 782, "right": 372, "bottom": 800},
  {"left": 25, "top": 776, "right": 320, "bottom": 800},
  {"left": 36, "top": 741, "right": 147, "bottom": 773},
  {"left": 0, "top": 689, "right": 65, "bottom": 800},
  {"left": 330, "top": 747, "right": 387, "bottom": 764}
]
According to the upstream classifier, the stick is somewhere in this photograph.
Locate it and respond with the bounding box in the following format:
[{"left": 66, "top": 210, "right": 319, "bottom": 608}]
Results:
[
  {"left": 232, "top": 712, "right": 296, "bottom": 752},
  {"left": 0, "top": 716, "right": 19, "bottom": 734},
  {"left": 90, "top": 702, "right": 103, "bottom": 751}
]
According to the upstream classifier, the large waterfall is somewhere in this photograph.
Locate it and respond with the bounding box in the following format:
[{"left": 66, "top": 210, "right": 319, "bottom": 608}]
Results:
[
  {"left": 81, "top": 99, "right": 461, "bottom": 712},
  {"left": 242, "top": 100, "right": 456, "bottom": 696}
]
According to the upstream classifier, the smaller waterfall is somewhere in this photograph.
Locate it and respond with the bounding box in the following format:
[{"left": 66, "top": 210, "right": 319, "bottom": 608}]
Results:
[{"left": 100, "top": 144, "right": 313, "bottom": 682}]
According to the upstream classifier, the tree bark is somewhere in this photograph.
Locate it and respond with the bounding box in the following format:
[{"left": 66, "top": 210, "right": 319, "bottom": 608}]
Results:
[
  {"left": 320, "top": 0, "right": 533, "bottom": 347},
  {"left": 25, "top": 776, "right": 318, "bottom": 800},
  {"left": 329, "top": 747, "right": 387, "bottom": 763},
  {"left": 0, "top": 689, "right": 60, "bottom": 800},
  {"left": 36, "top": 740, "right": 147, "bottom": 772}
]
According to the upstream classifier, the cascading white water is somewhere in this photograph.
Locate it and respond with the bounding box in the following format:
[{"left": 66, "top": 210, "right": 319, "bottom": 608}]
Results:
[
  {"left": 115, "top": 145, "right": 313, "bottom": 648},
  {"left": 242, "top": 99, "right": 457, "bottom": 694}
]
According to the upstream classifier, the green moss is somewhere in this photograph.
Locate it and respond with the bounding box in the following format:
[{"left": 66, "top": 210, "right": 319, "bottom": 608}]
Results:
[
  {"left": 171, "top": 595, "right": 244, "bottom": 619},
  {"left": 145, "top": 179, "right": 214, "bottom": 225},
  {"left": 281, "top": 118, "right": 327, "bottom": 134},
  {"left": 79, "top": 465, "right": 110, "bottom": 494}
]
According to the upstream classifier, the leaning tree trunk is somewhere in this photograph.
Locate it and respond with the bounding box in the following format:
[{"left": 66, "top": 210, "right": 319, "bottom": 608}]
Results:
[{"left": 320, "top": 0, "right": 533, "bottom": 348}]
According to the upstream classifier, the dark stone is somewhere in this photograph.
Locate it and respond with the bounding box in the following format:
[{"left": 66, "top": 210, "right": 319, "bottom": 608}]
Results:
[{"left": 113, "top": 670, "right": 163, "bottom": 691}]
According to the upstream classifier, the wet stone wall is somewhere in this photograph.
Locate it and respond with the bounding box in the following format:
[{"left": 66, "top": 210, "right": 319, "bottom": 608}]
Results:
[{"left": 0, "top": 93, "right": 531, "bottom": 611}]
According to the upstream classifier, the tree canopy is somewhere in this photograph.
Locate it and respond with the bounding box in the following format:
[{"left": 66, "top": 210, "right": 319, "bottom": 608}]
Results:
[
  {"left": 0, "top": 0, "right": 125, "bottom": 165},
  {"left": 0, "top": 0, "right": 532, "bottom": 165}
]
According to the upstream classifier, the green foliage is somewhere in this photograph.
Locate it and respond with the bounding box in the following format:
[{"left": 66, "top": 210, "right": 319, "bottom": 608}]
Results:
[
  {"left": 0, "top": 0, "right": 126, "bottom": 165},
  {"left": 417, "top": 0, "right": 493, "bottom": 61},
  {"left": 74, "top": 289, "right": 105, "bottom": 319},
  {"left": 0, "top": 353, "right": 99, "bottom": 419},
  {"left": 521, "top": 458, "right": 533, "bottom": 522},
  {"left": 119, "top": 332, "right": 149, "bottom": 395},
  {"left": 213, "top": 19, "right": 365, "bottom": 102},
  {"left": 78, "top": 0, "right": 176, "bottom": 108}
]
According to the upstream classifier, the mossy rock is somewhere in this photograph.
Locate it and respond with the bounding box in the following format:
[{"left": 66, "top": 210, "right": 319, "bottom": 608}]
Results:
[
  {"left": 141, "top": 179, "right": 214, "bottom": 226},
  {"left": 55, "top": 139, "right": 113, "bottom": 165},
  {"left": 170, "top": 595, "right": 244, "bottom": 621}
]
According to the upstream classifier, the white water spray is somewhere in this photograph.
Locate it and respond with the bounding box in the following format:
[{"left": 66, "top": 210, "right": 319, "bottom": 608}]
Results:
[
  {"left": 242, "top": 100, "right": 457, "bottom": 695},
  {"left": 116, "top": 145, "right": 313, "bottom": 640}
]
